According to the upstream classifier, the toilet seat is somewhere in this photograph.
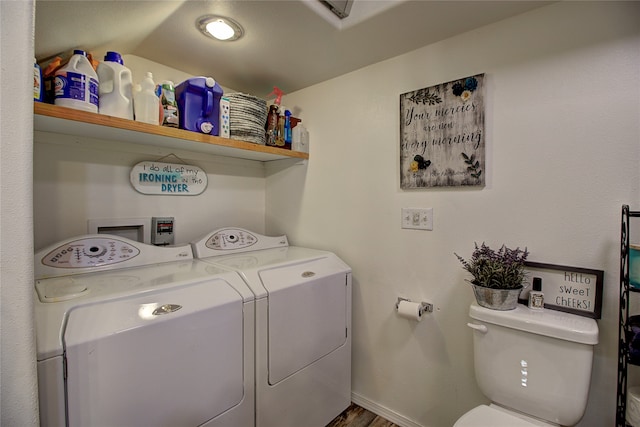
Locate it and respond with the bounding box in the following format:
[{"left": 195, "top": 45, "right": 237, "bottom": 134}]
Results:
[{"left": 454, "top": 405, "right": 555, "bottom": 427}]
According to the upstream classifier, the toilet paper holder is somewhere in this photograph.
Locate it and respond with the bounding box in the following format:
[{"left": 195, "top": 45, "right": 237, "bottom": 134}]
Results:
[{"left": 396, "top": 297, "right": 433, "bottom": 316}]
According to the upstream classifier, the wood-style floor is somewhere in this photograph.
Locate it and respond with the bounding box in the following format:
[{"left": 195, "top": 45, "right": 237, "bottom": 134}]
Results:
[{"left": 326, "top": 403, "right": 401, "bottom": 427}]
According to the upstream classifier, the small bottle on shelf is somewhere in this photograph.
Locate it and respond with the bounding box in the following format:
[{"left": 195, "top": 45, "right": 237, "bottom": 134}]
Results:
[
  {"left": 529, "top": 277, "right": 544, "bottom": 310},
  {"left": 134, "top": 72, "right": 160, "bottom": 125}
]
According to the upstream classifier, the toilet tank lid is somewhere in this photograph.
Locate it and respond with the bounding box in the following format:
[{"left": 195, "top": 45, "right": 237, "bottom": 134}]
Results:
[{"left": 469, "top": 303, "right": 598, "bottom": 345}]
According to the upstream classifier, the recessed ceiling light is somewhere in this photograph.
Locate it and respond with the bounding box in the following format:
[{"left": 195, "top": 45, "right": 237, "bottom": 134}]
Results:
[{"left": 197, "top": 15, "right": 244, "bottom": 41}]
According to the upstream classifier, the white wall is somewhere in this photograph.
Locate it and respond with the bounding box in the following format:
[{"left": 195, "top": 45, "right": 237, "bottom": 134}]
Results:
[
  {"left": 268, "top": 2, "right": 640, "bottom": 426},
  {"left": 0, "top": 0, "right": 39, "bottom": 425},
  {"left": 33, "top": 134, "right": 267, "bottom": 249}
]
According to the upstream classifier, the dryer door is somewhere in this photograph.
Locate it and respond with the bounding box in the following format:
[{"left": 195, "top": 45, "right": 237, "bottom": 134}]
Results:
[
  {"left": 260, "top": 256, "right": 348, "bottom": 384},
  {"left": 63, "top": 279, "right": 245, "bottom": 427}
]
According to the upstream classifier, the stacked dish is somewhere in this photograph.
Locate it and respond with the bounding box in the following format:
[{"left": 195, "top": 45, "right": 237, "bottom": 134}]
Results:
[{"left": 226, "top": 93, "right": 267, "bottom": 145}]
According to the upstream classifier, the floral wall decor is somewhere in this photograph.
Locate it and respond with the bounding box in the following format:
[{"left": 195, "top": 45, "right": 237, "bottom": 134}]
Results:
[{"left": 400, "top": 73, "right": 485, "bottom": 188}]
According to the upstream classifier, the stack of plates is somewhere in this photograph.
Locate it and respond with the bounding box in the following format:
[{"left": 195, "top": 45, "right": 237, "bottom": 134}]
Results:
[{"left": 226, "top": 93, "right": 267, "bottom": 145}]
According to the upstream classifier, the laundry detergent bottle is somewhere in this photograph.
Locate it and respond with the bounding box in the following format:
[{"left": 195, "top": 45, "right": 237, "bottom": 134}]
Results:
[
  {"left": 175, "top": 77, "right": 223, "bottom": 135},
  {"left": 54, "top": 49, "right": 99, "bottom": 113},
  {"left": 34, "top": 58, "right": 44, "bottom": 102},
  {"left": 158, "top": 81, "right": 179, "bottom": 127},
  {"left": 134, "top": 72, "right": 160, "bottom": 125},
  {"left": 97, "top": 51, "right": 133, "bottom": 120},
  {"left": 43, "top": 57, "right": 63, "bottom": 103}
]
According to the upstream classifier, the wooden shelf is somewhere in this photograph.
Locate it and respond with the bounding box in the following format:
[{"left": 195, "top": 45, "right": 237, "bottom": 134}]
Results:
[{"left": 34, "top": 103, "right": 309, "bottom": 162}]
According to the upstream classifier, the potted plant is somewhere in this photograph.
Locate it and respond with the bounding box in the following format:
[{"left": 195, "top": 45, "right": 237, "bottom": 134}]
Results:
[{"left": 455, "top": 242, "right": 529, "bottom": 310}]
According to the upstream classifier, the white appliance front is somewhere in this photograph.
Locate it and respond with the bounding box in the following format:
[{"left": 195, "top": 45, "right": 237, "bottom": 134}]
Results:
[
  {"left": 192, "top": 228, "right": 352, "bottom": 427},
  {"left": 34, "top": 234, "right": 255, "bottom": 427},
  {"left": 261, "top": 258, "right": 348, "bottom": 385}
]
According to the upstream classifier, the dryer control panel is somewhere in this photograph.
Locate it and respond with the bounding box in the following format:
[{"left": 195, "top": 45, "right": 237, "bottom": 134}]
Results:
[
  {"left": 192, "top": 228, "right": 288, "bottom": 257},
  {"left": 205, "top": 229, "right": 257, "bottom": 250},
  {"left": 41, "top": 237, "right": 140, "bottom": 268}
]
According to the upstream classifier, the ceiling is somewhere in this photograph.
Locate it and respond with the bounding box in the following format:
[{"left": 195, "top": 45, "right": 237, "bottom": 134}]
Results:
[{"left": 35, "top": 0, "right": 551, "bottom": 97}]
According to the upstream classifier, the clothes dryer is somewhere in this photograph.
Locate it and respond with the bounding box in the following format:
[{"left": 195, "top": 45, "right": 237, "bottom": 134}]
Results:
[
  {"left": 35, "top": 234, "right": 255, "bottom": 427},
  {"left": 192, "top": 228, "right": 352, "bottom": 427}
]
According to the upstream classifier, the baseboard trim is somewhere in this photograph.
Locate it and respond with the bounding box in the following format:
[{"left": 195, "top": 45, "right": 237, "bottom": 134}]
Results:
[{"left": 350, "top": 392, "right": 423, "bottom": 427}]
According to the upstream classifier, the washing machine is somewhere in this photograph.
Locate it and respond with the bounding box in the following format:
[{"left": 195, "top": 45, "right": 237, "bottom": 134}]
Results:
[
  {"left": 192, "top": 228, "right": 352, "bottom": 427},
  {"left": 34, "top": 234, "right": 255, "bottom": 427}
]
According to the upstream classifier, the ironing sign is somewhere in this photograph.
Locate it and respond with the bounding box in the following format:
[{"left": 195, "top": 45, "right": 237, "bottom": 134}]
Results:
[{"left": 130, "top": 161, "right": 207, "bottom": 195}]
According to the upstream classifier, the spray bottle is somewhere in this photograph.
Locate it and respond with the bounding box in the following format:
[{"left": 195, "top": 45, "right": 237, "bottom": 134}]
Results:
[{"left": 265, "top": 86, "right": 283, "bottom": 146}]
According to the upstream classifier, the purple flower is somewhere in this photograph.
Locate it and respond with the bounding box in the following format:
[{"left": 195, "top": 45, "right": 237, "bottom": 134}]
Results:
[{"left": 455, "top": 242, "right": 529, "bottom": 289}]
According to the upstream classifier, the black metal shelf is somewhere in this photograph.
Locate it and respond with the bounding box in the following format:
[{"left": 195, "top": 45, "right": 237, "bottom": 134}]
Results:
[{"left": 617, "top": 205, "right": 640, "bottom": 426}]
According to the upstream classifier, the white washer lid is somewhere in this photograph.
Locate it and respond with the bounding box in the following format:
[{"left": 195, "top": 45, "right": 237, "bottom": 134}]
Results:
[
  {"left": 199, "top": 246, "right": 348, "bottom": 299},
  {"left": 454, "top": 405, "right": 551, "bottom": 427}
]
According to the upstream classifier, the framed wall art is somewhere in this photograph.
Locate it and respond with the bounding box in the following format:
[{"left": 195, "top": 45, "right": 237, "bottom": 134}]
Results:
[
  {"left": 400, "top": 73, "right": 485, "bottom": 189},
  {"left": 520, "top": 261, "right": 604, "bottom": 319}
]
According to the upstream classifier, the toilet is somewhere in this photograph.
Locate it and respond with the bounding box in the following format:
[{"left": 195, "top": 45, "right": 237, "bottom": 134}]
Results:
[{"left": 454, "top": 303, "right": 599, "bottom": 426}]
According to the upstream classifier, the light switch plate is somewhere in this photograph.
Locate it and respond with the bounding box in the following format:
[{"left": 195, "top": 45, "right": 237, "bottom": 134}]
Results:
[{"left": 401, "top": 208, "right": 433, "bottom": 230}]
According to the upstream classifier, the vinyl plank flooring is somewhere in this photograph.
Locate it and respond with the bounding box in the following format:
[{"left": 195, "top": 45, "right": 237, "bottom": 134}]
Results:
[
  {"left": 368, "top": 417, "right": 399, "bottom": 427},
  {"left": 326, "top": 403, "right": 401, "bottom": 427}
]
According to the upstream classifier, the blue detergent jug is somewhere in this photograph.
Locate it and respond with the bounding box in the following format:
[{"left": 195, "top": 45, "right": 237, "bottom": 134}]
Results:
[
  {"left": 54, "top": 49, "right": 99, "bottom": 113},
  {"left": 34, "top": 59, "right": 44, "bottom": 102},
  {"left": 175, "top": 77, "right": 223, "bottom": 135}
]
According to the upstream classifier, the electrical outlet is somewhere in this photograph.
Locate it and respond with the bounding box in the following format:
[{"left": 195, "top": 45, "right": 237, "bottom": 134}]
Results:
[
  {"left": 401, "top": 208, "right": 433, "bottom": 230},
  {"left": 151, "top": 217, "right": 175, "bottom": 246}
]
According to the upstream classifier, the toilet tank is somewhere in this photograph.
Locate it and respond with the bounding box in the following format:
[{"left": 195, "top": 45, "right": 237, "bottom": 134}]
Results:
[{"left": 468, "top": 303, "right": 598, "bottom": 426}]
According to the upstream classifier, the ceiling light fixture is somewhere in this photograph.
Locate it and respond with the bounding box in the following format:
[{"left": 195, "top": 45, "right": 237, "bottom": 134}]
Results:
[{"left": 197, "top": 15, "right": 244, "bottom": 41}]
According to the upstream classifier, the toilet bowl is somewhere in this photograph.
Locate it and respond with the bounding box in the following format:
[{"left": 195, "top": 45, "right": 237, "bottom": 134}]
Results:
[{"left": 454, "top": 303, "right": 598, "bottom": 426}]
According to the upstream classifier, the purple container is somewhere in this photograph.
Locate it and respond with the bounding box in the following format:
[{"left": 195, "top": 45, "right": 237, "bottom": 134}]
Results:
[{"left": 175, "top": 77, "right": 223, "bottom": 135}]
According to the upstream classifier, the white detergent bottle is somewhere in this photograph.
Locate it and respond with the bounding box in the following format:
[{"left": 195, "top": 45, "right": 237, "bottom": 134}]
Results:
[
  {"left": 97, "top": 51, "right": 133, "bottom": 120},
  {"left": 134, "top": 72, "right": 160, "bottom": 125},
  {"left": 54, "top": 49, "right": 99, "bottom": 113}
]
